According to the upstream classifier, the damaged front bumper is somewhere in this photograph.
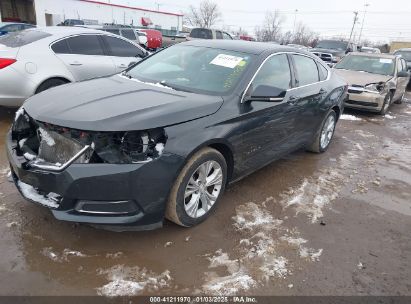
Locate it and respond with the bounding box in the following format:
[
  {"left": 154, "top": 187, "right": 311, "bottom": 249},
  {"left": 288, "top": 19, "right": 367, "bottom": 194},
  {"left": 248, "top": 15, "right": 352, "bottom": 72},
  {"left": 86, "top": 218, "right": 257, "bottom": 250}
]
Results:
[
  {"left": 344, "top": 88, "right": 385, "bottom": 112},
  {"left": 6, "top": 130, "right": 184, "bottom": 231}
]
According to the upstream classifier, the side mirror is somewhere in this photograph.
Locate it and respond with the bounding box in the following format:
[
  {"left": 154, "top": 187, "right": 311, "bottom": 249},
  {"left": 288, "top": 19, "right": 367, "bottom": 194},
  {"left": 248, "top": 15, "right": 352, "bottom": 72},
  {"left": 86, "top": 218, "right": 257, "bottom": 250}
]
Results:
[
  {"left": 397, "top": 71, "right": 410, "bottom": 78},
  {"left": 243, "top": 85, "right": 286, "bottom": 103},
  {"left": 346, "top": 48, "right": 353, "bottom": 54}
]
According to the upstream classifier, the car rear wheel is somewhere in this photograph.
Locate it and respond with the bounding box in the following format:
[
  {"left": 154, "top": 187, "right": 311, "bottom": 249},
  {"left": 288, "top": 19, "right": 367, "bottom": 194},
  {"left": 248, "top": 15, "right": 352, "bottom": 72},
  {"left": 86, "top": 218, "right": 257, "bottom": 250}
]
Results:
[
  {"left": 166, "top": 147, "right": 227, "bottom": 227},
  {"left": 36, "top": 78, "right": 68, "bottom": 94},
  {"left": 379, "top": 92, "right": 392, "bottom": 115},
  {"left": 307, "top": 110, "right": 337, "bottom": 153}
]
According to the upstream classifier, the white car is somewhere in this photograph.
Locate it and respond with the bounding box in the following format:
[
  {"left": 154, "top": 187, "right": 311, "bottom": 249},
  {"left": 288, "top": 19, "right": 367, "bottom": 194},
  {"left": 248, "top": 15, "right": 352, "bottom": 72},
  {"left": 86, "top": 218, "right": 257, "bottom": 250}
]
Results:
[{"left": 0, "top": 26, "right": 148, "bottom": 107}]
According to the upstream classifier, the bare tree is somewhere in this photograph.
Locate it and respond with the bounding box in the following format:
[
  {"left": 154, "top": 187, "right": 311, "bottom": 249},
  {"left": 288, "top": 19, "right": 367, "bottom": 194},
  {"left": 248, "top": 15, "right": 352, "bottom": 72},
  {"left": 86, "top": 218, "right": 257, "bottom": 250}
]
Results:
[
  {"left": 292, "top": 22, "right": 318, "bottom": 46},
  {"left": 185, "top": 0, "right": 221, "bottom": 28},
  {"left": 255, "top": 11, "right": 284, "bottom": 42}
]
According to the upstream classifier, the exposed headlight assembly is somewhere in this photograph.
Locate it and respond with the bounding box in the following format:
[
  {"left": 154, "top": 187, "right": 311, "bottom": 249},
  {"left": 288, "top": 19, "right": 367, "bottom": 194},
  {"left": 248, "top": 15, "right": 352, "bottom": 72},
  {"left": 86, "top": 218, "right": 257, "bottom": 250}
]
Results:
[
  {"left": 91, "top": 129, "right": 167, "bottom": 164},
  {"left": 365, "top": 82, "right": 385, "bottom": 93}
]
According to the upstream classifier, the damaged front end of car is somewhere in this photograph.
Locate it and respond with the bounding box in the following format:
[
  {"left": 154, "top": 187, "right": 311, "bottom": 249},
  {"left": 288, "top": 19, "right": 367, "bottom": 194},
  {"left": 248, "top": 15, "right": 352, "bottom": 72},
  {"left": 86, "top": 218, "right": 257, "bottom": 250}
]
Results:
[
  {"left": 7, "top": 107, "right": 179, "bottom": 230},
  {"left": 12, "top": 107, "right": 168, "bottom": 172}
]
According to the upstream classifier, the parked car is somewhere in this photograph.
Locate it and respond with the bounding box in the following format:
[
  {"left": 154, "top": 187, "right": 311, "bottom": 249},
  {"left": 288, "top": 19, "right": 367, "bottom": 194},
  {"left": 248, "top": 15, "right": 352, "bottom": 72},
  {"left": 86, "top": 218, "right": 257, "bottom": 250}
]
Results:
[
  {"left": 59, "top": 19, "right": 85, "bottom": 26},
  {"left": 0, "top": 27, "right": 149, "bottom": 107},
  {"left": 360, "top": 46, "right": 381, "bottom": 54},
  {"left": 162, "top": 33, "right": 187, "bottom": 48},
  {"left": 311, "top": 39, "right": 357, "bottom": 66},
  {"left": 0, "top": 22, "right": 35, "bottom": 36},
  {"left": 187, "top": 28, "right": 233, "bottom": 40},
  {"left": 7, "top": 41, "right": 347, "bottom": 230},
  {"left": 101, "top": 26, "right": 148, "bottom": 48},
  {"left": 138, "top": 29, "right": 162, "bottom": 50},
  {"left": 334, "top": 52, "right": 409, "bottom": 114}
]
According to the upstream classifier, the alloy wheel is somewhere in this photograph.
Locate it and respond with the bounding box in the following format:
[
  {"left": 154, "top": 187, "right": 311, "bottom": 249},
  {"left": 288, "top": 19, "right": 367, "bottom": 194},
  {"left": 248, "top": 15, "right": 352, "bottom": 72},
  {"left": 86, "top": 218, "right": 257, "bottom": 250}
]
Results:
[
  {"left": 320, "top": 115, "right": 336, "bottom": 149},
  {"left": 184, "top": 160, "right": 223, "bottom": 218}
]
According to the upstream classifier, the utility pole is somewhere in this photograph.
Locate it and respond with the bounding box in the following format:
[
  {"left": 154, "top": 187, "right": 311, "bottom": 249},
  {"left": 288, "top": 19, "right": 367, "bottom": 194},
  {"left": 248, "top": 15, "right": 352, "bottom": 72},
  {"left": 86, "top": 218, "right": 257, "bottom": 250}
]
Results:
[
  {"left": 293, "top": 9, "right": 298, "bottom": 35},
  {"left": 357, "top": 3, "right": 370, "bottom": 44},
  {"left": 348, "top": 11, "right": 359, "bottom": 45}
]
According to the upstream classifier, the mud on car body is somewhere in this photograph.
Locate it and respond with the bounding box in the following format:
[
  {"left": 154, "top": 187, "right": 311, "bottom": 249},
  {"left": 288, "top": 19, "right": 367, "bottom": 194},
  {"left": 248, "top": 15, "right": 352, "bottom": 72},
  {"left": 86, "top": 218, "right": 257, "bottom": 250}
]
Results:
[{"left": 7, "top": 40, "right": 347, "bottom": 231}]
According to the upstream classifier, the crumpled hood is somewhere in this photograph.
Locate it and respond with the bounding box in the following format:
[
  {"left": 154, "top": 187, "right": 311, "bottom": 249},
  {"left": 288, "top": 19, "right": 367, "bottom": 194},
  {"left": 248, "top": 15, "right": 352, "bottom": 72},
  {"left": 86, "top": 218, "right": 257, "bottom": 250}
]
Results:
[
  {"left": 311, "top": 48, "right": 345, "bottom": 57},
  {"left": 333, "top": 69, "right": 392, "bottom": 86},
  {"left": 23, "top": 75, "right": 223, "bottom": 131}
]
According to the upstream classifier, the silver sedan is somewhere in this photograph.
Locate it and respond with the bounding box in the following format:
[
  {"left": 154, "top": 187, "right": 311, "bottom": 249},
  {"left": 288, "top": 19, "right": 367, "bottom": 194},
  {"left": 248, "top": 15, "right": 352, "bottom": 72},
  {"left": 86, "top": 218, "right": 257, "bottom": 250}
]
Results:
[{"left": 0, "top": 26, "right": 148, "bottom": 107}]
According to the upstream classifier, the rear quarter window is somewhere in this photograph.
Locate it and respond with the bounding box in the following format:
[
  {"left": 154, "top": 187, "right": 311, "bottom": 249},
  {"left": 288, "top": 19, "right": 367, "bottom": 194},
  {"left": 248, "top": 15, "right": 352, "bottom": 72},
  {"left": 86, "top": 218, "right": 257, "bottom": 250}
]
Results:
[
  {"left": 0, "top": 30, "right": 51, "bottom": 47},
  {"left": 317, "top": 62, "right": 328, "bottom": 81},
  {"left": 121, "top": 29, "right": 136, "bottom": 40}
]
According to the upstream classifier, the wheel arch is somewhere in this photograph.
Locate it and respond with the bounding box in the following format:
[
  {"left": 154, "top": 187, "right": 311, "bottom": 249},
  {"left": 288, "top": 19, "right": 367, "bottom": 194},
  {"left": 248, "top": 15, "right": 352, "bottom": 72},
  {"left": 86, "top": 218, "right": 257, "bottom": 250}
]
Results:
[{"left": 35, "top": 76, "right": 72, "bottom": 94}]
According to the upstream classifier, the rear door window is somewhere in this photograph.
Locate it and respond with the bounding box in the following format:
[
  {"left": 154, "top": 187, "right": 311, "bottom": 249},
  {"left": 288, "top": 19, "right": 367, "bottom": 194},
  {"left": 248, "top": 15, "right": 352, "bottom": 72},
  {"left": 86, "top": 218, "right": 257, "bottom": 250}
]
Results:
[
  {"left": 121, "top": 29, "right": 136, "bottom": 40},
  {"left": 292, "top": 55, "right": 320, "bottom": 86},
  {"left": 104, "top": 29, "right": 120, "bottom": 36},
  {"left": 190, "top": 28, "right": 212, "bottom": 39},
  {"left": 103, "top": 35, "right": 144, "bottom": 57},
  {"left": 216, "top": 31, "right": 223, "bottom": 39},
  {"left": 0, "top": 30, "right": 51, "bottom": 47},
  {"left": 65, "top": 35, "right": 104, "bottom": 55}
]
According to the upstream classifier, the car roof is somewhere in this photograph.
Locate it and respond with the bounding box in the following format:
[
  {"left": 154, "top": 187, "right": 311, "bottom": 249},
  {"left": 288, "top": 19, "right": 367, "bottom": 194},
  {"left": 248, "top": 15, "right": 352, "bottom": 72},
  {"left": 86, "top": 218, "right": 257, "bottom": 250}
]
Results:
[
  {"left": 22, "top": 26, "right": 120, "bottom": 39},
  {"left": 348, "top": 52, "right": 396, "bottom": 59},
  {"left": 181, "top": 39, "right": 307, "bottom": 55}
]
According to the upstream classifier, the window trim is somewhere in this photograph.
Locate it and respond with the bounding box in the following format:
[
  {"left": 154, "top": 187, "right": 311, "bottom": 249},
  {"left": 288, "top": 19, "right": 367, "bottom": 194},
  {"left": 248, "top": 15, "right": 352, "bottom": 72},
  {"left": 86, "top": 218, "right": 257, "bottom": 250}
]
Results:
[
  {"left": 291, "top": 53, "right": 321, "bottom": 87},
  {"left": 101, "top": 34, "right": 144, "bottom": 57},
  {"left": 50, "top": 33, "right": 107, "bottom": 56},
  {"left": 241, "top": 52, "right": 331, "bottom": 103}
]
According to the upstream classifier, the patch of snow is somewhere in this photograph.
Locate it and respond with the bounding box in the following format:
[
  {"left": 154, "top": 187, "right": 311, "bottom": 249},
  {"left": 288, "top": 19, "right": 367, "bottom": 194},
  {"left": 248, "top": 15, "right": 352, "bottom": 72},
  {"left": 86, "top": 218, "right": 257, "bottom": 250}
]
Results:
[
  {"left": 280, "top": 170, "right": 342, "bottom": 223},
  {"left": 340, "top": 114, "right": 362, "bottom": 121},
  {"left": 38, "top": 128, "right": 55, "bottom": 146},
  {"left": 155, "top": 143, "right": 165, "bottom": 155},
  {"left": 106, "top": 252, "right": 123, "bottom": 259},
  {"left": 288, "top": 284, "right": 294, "bottom": 289},
  {"left": 355, "top": 143, "right": 363, "bottom": 151},
  {"left": 299, "top": 247, "right": 323, "bottom": 262},
  {"left": 17, "top": 181, "right": 59, "bottom": 208},
  {"left": 0, "top": 168, "right": 10, "bottom": 176},
  {"left": 232, "top": 201, "right": 282, "bottom": 231},
  {"left": 41, "top": 247, "right": 87, "bottom": 262},
  {"left": 259, "top": 256, "right": 289, "bottom": 280},
  {"left": 97, "top": 265, "right": 172, "bottom": 297},
  {"left": 164, "top": 241, "right": 173, "bottom": 248},
  {"left": 384, "top": 114, "right": 396, "bottom": 119},
  {"left": 357, "top": 262, "right": 365, "bottom": 269},
  {"left": 6, "top": 221, "right": 18, "bottom": 228}
]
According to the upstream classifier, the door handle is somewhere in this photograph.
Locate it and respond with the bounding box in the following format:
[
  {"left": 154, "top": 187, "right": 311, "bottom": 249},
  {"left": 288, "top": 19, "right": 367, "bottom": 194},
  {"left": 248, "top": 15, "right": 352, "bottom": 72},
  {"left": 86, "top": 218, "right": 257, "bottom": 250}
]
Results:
[
  {"left": 288, "top": 95, "right": 300, "bottom": 105},
  {"left": 117, "top": 64, "right": 127, "bottom": 69},
  {"left": 69, "top": 61, "right": 83, "bottom": 66}
]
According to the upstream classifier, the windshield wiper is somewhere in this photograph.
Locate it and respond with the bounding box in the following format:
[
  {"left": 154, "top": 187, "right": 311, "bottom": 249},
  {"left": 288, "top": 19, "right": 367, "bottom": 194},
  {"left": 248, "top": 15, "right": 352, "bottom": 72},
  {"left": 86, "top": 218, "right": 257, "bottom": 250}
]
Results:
[{"left": 122, "top": 71, "right": 133, "bottom": 79}]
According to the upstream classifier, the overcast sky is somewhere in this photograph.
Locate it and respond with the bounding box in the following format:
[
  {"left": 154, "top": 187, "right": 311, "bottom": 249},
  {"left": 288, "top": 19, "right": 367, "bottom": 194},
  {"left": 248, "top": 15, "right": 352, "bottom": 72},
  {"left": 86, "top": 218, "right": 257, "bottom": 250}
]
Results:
[{"left": 116, "top": 0, "right": 411, "bottom": 42}]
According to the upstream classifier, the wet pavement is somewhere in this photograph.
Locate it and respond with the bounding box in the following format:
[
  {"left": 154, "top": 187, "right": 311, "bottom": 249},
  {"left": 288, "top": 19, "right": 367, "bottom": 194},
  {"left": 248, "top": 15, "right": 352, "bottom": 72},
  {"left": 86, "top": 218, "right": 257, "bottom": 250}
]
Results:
[{"left": 0, "top": 94, "right": 410, "bottom": 296}]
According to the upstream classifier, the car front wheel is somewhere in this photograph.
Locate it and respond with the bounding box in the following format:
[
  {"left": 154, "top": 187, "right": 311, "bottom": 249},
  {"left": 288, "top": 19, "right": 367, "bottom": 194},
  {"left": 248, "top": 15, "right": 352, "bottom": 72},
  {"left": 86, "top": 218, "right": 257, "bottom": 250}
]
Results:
[{"left": 166, "top": 147, "right": 227, "bottom": 227}]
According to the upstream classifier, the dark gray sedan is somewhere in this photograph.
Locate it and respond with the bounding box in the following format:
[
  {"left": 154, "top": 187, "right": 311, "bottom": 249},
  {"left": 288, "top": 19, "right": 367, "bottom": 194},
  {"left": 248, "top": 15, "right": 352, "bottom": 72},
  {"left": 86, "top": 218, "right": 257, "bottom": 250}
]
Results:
[{"left": 7, "top": 40, "right": 347, "bottom": 230}]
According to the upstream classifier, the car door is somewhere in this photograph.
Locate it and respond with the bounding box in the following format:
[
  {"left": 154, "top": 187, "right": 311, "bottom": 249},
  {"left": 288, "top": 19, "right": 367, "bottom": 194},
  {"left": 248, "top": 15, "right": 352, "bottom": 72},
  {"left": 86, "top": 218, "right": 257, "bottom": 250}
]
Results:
[
  {"left": 52, "top": 34, "right": 116, "bottom": 81},
  {"left": 289, "top": 54, "right": 325, "bottom": 143},
  {"left": 396, "top": 58, "right": 409, "bottom": 98},
  {"left": 238, "top": 53, "right": 300, "bottom": 171},
  {"left": 102, "top": 35, "right": 145, "bottom": 73}
]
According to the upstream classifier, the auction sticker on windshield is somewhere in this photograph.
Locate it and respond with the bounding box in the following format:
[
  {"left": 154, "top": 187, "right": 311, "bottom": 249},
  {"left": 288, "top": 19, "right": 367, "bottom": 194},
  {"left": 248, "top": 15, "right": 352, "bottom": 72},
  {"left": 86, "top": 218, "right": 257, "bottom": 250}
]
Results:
[
  {"left": 210, "top": 54, "right": 244, "bottom": 68},
  {"left": 379, "top": 59, "right": 392, "bottom": 64}
]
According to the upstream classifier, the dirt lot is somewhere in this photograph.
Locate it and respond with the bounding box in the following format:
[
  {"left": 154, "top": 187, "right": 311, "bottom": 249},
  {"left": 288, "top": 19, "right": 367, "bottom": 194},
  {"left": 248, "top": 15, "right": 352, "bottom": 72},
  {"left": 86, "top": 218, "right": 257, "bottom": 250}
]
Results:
[{"left": 0, "top": 94, "right": 410, "bottom": 297}]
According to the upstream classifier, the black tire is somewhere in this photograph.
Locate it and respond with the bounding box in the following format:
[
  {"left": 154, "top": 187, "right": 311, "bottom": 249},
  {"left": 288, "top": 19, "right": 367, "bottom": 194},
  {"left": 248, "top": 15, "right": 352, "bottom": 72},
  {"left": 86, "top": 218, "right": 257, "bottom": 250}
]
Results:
[
  {"left": 307, "top": 110, "right": 337, "bottom": 153},
  {"left": 379, "top": 92, "right": 392, "bottom": 115},
  {"left": 166, "top": 147, "right": 227, "bottom": 227},
  {"left": 36, "top": 78, "right": 68, "bottom": 94}
]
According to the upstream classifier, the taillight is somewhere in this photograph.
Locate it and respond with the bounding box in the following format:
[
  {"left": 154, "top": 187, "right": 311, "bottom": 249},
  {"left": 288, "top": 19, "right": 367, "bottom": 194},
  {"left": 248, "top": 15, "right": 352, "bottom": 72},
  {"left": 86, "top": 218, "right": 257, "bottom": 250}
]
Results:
[{"left": 0, "top": 58, "right": 17, "bottom": 69}]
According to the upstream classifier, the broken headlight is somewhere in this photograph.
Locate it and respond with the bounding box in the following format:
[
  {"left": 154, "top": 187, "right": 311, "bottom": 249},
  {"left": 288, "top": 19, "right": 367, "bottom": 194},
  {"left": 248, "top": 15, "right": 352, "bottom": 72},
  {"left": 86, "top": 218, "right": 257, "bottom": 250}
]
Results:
[
  {"left": 365, "top": 82, "right": 385, "bottom": 93},
  {"left": 91, "top": 129, "right": 167, "bottom": 164}
]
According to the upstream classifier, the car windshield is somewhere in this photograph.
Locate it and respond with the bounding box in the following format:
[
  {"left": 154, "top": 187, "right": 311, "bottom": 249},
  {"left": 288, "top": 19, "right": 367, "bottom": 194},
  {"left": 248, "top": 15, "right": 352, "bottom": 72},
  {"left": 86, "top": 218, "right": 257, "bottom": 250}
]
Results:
[
  {"left": 394, "top": 51, "right": 411, "bottom": 61},
  {"left": 316, "top": 40, "right": 348, "bottom": 50},
  {"left": 335, "top": 55, "right": 395, "bottom": 76},
  {"left": 126, "top": 45, "right": 254, "bottom": 95},
  {"left": 0, "top": 30, "right": 51, "bottom": 47}
]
